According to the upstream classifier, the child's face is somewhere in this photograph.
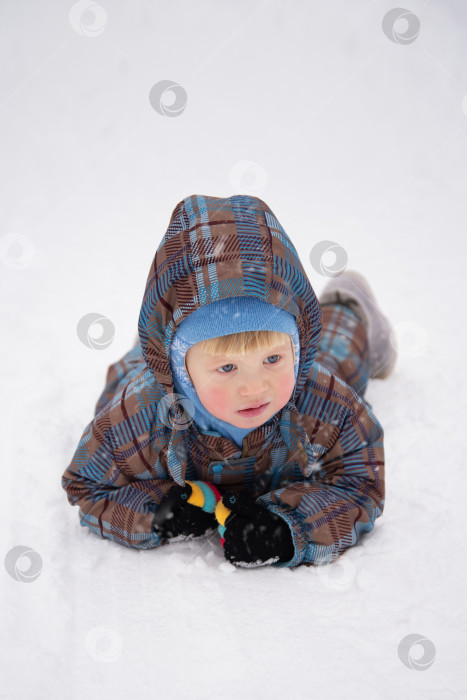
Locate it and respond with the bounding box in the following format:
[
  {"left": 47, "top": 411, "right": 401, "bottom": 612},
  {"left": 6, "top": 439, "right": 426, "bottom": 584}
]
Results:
[{"left": 185, "top": 338, "right": 296, "bottom": 429}]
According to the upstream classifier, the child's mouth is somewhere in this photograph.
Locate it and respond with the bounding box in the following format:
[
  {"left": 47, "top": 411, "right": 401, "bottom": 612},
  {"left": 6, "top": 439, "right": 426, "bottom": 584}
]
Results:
[{"left": 237, "top": 402, "right": 270, "bottom": 418}]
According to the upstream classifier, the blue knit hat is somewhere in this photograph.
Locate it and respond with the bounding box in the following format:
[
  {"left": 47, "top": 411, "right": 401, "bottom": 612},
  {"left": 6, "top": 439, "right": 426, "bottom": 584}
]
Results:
[{"left": 169, "top": 296, "right": 300, "bottom": 449}]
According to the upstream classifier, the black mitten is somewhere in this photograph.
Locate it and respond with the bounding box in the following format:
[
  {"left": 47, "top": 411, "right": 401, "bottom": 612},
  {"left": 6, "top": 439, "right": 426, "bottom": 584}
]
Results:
[
  {"left": 152, "top": 482, "right": 218, "bottom": 540},
  {"left": 220, "top": 490, "right": 295, "bottom": 566}
]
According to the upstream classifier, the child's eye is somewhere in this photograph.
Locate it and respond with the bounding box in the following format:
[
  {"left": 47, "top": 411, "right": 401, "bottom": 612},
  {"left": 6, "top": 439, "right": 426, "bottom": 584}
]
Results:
[
  {"left": 218, "top": 364, "right": 235, "bottom": 374},
  {"left": 265, "top": 354, "right": 281, "bottom": 364}
]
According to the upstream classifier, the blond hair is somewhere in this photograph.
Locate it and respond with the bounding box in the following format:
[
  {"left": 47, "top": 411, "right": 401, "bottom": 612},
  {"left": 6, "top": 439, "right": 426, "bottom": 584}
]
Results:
[{"left": 193, "top": 330, "right": 293, "bottom": 357}]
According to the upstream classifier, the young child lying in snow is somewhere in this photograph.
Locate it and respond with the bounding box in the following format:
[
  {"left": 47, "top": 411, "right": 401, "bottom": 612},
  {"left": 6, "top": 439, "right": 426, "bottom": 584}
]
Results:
[{"left": 61, "top": 194, "right": 397, "bottom": 569}]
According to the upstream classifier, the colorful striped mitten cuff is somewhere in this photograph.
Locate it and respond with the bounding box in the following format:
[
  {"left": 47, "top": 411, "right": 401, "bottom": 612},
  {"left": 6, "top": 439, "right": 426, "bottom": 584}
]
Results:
[
  {"left": 184, "top": 480, "right": 223, "bottom": 514},
  {"left": 184, "top": 481, "right": 234, "bottom": 547},
  {"left": 214, "top": 496, "right": 234, "bottom": 547}
]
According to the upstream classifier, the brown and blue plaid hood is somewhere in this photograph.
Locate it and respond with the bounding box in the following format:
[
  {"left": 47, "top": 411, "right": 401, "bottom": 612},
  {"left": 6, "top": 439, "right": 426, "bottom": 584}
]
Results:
[{"left": 137, "top": 193, "right": 322, "bottom": 399}]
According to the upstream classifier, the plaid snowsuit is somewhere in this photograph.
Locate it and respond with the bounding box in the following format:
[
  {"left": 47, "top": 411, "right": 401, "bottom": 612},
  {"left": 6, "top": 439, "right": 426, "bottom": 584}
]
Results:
[{"left": 61, "top": 194, "right": 384, "bottom": 569}]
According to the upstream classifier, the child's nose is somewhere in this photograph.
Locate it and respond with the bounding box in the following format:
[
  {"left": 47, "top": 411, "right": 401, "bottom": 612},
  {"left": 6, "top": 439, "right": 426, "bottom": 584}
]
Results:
[{"left": 238, "top": 368, "right": 269, "bottom": 393}]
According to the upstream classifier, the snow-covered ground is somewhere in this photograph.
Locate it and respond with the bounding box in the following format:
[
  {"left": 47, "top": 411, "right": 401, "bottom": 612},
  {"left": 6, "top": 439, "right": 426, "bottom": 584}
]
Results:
[{"left": 1, "top": 1, "right": 466, "bottom": 698}]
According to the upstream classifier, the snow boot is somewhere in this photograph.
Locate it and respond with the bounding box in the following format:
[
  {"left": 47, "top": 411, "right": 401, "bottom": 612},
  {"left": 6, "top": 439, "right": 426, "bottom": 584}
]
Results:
[{"left": 319, "top": 270, "right": 397, "bottom": 379}]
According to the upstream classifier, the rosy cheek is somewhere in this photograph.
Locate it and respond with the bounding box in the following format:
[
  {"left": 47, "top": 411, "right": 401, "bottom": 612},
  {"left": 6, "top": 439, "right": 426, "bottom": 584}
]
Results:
[
  {"left": 278, "top": 372, "right": 295, "bottom": 401},
  {"left": 198, "top": 385, "right": 229, "bottom": 414}
]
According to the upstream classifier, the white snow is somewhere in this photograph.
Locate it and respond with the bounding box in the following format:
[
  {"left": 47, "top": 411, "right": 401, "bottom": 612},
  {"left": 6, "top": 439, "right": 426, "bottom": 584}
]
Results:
[{"left": 1, "top": 1, "right": 466, "bottom": 698}]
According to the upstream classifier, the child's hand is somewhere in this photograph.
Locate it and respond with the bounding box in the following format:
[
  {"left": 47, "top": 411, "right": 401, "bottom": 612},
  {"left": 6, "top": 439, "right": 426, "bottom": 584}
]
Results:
[
  {"left": 215, "top": 490, "right": 295, "bottom": 567},
  {"left": 152, "top": 481, "right": 219, "bottom": 540}
]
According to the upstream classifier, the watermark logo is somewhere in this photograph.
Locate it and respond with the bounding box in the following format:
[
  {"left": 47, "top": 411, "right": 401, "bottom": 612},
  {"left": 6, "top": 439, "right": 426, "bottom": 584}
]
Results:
[
  {"left": 77, "top": 312, "right": 115, "bottom": 349},
  {"left": 0, "top": 233, "right": 35, "bottom": 270},
  {"left": 398, "top": 633, "right": 436, "bottom": 670},
  {"left": 69, "top": 1, "right": 108, "bottom": 37},
  {"left": 309, "top": 240, "right": 348, "bottom": 278},
  {"left": 156, "top": 392, "right": 195, "bottom": 431},
  {"left": 314, "top": 551, "right": 357, "bottom": 591},
  {"left": 4, "top": 546, "right": 43, "bottom": 583},
  {"left": 392, "top": 320, "right": 427, "bottom": 358},
  {"left": 149, "top": 80, "right": 187, "bottom": 117},
  {"left": 229, "top": 160, "right": 268, "bottom": 196},
  {"left": 85, "top": 626, "right": 123, "bottom": 663},
  {"left": 382, "top": 8, "right": 420, "bottom": 45}
]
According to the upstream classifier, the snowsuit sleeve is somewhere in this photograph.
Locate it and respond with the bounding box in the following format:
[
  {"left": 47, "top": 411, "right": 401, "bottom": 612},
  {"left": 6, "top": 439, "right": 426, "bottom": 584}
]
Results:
[
  {"left": 256, "top": 393, "right": 385, "bottom": 569},
  {"left": 61, "top": 357, "right": 176, "bottom": 550}
]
